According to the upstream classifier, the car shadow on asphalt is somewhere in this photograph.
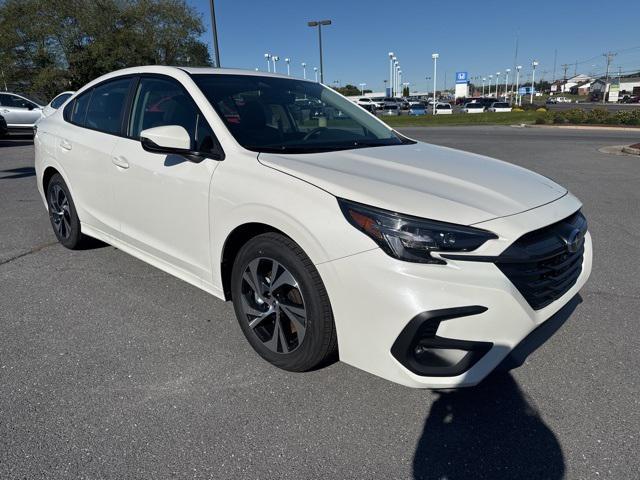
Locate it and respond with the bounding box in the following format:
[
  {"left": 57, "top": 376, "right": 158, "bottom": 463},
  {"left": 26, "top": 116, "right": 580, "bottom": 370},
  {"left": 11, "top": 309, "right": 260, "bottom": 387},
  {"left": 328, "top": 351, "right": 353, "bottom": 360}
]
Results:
[
  {"left": 0, "top": 166, "right": 35, "bottom": 179},
  {"left": 412, "top": 296, "right": 584, "bottom": 479},
  {"left": 413, "top": 373, "right": 565, "bottom": 479},
  {"left": 0, "top": 139, "right": 34, "bottom": 147}
]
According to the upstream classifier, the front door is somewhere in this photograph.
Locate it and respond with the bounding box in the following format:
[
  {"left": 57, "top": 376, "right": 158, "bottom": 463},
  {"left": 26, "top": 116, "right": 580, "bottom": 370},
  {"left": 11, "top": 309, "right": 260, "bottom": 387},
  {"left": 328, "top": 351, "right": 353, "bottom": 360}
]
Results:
[{"left": 112, "top": 76, "right": 221, "bottom": 282}]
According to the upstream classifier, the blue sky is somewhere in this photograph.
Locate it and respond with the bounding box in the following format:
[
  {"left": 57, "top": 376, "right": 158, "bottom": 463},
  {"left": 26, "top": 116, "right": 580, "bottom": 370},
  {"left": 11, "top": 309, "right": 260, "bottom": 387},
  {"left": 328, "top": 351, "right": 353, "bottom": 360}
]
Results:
[{"left": 189, "top": 0, "right": 640, "bottom": 92}]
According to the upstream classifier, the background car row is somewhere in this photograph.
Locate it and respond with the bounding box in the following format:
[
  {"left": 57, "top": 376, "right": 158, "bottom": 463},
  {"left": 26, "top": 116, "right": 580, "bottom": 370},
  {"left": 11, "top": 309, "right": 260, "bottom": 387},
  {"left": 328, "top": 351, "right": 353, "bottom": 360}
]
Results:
[{"left": 0, "top": 90, "right": 74, "bottom": 136}]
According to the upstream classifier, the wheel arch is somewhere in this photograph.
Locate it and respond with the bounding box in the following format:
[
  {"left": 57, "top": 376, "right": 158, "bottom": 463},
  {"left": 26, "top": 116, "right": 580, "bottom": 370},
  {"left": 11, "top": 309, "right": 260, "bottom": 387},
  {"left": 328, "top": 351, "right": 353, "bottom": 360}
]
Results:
[{"left": 220, "top": 222, "right": 291, "bottom": 300}]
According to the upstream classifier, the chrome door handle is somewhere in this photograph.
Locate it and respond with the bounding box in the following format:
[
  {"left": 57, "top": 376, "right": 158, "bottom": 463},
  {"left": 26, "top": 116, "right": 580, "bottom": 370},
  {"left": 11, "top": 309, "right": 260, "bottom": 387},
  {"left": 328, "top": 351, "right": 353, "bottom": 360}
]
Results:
[
  {"left": 60, "top": 139, "right": 72, "bottom": 151},
  {"left": 112, "top": 156, "right": 129, "bottom": 169}
]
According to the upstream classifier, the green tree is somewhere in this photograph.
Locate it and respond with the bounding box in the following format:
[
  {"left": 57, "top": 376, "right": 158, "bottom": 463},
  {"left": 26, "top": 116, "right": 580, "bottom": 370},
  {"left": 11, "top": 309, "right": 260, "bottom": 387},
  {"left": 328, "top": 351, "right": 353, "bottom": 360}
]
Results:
[{"left": 0, "top": 0, "right": 211, "bottom": 100}]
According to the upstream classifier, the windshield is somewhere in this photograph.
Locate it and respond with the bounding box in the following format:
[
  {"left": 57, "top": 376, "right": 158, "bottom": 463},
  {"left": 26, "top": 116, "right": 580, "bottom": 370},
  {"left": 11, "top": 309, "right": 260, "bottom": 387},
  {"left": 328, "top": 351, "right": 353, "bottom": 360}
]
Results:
[
  {"left": 192, "top": 74, "right": 410, "bottom": 153},
  {"left": 494, "top": 102, "right": 509, "bottom": 107}
]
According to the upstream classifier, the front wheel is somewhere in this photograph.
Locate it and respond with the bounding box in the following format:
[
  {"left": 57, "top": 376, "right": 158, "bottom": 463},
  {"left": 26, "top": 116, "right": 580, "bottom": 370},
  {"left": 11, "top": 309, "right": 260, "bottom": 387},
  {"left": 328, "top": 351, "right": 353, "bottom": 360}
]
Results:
[{"left": 230, "top": 233, "right": 337, "bottom": 372}]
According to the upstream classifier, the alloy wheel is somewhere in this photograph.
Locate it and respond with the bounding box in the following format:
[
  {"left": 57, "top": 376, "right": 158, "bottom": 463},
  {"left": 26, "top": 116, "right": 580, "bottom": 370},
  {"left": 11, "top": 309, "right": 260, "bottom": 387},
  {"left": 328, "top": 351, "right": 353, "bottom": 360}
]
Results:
[
  {"left": 239, "top": 257, "right": 307, "bottom": 354},
  {"left": 49, "top": 184, "right": 72, "bottom": 239}
]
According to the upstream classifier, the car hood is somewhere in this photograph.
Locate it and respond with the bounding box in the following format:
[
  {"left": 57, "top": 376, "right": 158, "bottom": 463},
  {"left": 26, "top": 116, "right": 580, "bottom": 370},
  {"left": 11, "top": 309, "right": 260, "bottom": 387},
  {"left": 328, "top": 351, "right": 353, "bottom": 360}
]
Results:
[{"left": 258, "top": 141, "right": 567, "bottom": 225}]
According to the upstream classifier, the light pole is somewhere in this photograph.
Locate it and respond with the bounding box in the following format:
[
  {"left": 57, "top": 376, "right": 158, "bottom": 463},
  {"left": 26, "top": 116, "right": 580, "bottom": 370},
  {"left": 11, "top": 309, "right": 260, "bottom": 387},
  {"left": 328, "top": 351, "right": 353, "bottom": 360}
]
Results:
[
  {"left": 530, "top": 60, "right": 539, "bottom": 104},
  {"left": 398, "top": 70, "right": 403, "bottom": 96},
  {"left": 307, "top": 20, "right": 331, "bottom": 84},
  {"left": 208, "top": 0, "right": 221, "bottom": 67},
  {"left": 264, "top": 53, "right": 271, "bottom": 72},
  {"left": 504, "top": 68, "right": 510, "bottom": 100},
  {"left": 388, "top": 52, "right": 394, "bottom": 96},
  {"left": 482, "top": 77, "right": 486, "bottom": 96},
  {"left": 394, "top": 59, "right": 399, "bottom": 96},
  {"left": 432, "top": 53, "right": 439, "bottom": 114},
  {"left": 271, "top": 55, "right": 279, "bottom": 73},
  {"left": 313, "top": 67, "right": 318, "bottom": 82},
  {"left": 488, "top": 75, "right": 493, "bottom": 96},
  {"left": 359, "top": 83, "right": 367, "bottom": 95},
  {"left": 285, "top": 58, "right": 291, "bottom": 76},
  {"left": 495, "top": 72, "right": 500, "bottom": 98},
  {"left": 515, "top": 65, "right": 522, "bottom": 105},
  {"left": 301, "top": 62, "right": 307, "bottom": 79}
]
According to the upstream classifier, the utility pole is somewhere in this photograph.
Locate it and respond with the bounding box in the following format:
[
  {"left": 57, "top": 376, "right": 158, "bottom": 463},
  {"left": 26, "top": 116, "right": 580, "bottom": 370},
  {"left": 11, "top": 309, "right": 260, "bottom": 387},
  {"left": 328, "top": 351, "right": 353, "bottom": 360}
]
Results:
[
  {"left": 574, "top": 60, "right": 577, "bottom": 77},
  {"left": 208, "top": 0, "right": 221, "bottom": 67},
  {"left": 603, "top": 51, "right": 617, "bottom": 104},
  {"left": 552, "top": 49, "right": 557, "bottom": 83}
]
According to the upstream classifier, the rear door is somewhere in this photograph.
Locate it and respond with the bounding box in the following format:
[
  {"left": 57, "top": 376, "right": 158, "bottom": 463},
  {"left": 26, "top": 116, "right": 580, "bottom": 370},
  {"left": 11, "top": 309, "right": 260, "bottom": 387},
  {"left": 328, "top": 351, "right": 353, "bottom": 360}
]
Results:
[
  {"left": 56, "top": 77, "right": 133, "bottom": 236},
  {"left": 111, "top": 75, "right": 221, "bottom": 282}
]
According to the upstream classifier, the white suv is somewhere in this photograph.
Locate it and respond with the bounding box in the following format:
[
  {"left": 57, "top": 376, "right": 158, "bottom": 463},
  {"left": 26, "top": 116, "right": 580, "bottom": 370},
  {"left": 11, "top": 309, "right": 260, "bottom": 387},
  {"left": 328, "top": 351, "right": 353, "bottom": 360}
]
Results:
[{"left": 34, "top": 66, "right": 592, "bottom": 388}]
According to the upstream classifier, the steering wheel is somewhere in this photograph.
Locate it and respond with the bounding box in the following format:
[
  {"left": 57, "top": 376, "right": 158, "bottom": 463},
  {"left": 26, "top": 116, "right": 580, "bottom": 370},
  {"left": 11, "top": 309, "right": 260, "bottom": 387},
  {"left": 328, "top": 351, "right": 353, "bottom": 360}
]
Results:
[{"left": 303, "top": 127, "right": 327, "bottom": 141}]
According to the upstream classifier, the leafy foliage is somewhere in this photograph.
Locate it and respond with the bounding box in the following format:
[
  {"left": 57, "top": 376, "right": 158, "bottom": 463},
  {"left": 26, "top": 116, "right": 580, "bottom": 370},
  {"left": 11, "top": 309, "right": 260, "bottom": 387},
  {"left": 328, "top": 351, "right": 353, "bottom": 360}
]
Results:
[{"left": 0, "top": 0, "right": 211, "bottom": 100}]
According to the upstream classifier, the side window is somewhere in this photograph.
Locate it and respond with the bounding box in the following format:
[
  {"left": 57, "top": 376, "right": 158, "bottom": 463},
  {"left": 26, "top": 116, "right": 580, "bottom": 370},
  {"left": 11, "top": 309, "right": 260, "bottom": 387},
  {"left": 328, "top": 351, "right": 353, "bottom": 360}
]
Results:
[
  {"left": 67, "top": 90, "right": 92, "bottom": 126},
  {"left": 0, "top": 94, "right": 11, "bottom": 106},
  {"left": 84, "top": 78, "right": 132, "bottom": 135},
  {"left": 129, "top": 77, "right": 217, "bottom": 153},
  {"left": 50, "top": 93, "right": 72, "bottom": 110}
]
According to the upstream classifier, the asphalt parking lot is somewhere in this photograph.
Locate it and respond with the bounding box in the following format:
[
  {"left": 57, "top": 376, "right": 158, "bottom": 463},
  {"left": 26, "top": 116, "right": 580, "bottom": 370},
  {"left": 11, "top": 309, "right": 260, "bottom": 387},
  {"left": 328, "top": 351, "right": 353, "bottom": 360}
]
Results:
[{"left": 1, "top": 126, "right": 639, "bottom": 479}]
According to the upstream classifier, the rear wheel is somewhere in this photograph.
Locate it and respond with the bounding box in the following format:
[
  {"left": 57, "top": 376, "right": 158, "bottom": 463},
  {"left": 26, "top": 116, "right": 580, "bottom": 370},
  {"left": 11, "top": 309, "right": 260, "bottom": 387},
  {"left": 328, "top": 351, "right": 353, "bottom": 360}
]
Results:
[
  {"left": 46, "top": 173, "right": 84, "bottom": 249},
  {"left": 230, "top": 233, "right": 337, "bottom": 371}
]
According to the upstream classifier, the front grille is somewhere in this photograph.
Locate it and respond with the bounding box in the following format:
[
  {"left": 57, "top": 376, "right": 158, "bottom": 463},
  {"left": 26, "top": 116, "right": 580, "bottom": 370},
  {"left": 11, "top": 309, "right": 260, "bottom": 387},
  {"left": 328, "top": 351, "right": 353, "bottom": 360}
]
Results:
[{"left": 496, "top": 211, "right": 587, "bottom": 310}]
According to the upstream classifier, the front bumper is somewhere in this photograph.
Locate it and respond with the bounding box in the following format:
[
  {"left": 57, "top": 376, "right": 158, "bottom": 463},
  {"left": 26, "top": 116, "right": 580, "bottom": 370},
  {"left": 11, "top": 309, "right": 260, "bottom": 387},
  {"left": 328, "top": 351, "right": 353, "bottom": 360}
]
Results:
[{"left": 317, "top": 196, "right": 592, "bottom": 388}]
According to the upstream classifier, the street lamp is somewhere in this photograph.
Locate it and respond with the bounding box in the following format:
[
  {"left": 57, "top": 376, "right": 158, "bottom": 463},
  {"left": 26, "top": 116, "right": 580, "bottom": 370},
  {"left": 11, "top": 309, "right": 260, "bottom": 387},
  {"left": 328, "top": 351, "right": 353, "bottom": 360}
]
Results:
[
  {"left": 285, "top": 58, "right": 291, "bottom": 76},
  {"left": 398, "top": 70, "right": 403, "bottom": 96},
  {"left": 264, "top": 53, "right": 271, "bottom": 72},
  {"left": 359, "top": 82, "right": 367, "bottom": 95},
  {"left": 301, "top": 62, "right": 307, "bottom": 80},
  {"left": 515, "top": 65, "right": 522, "bottom": 105},
  {"left": 432, "top": 53, "right": 439, "bottom": 115},
  {"left": 530, "top": 60, "right": 539, "bottom": 104},
  {"left": 307, "top": 19, "right": 331, "bottom": 84},
  {"left": 271, "top": 55, "right": 279, "bottom": 73},
  {"left": 495, "top": 72, "right": 501, "bottom": 98},
  {"left": 488, "top": 75, "right": 493, "bottom": 96},
  {"left": 388, "top": 52, "right": 394, "bottom": 96},
  {"left": 313, "top": 67, "right": 318, "bottom": 82},
  {"left": 482, "top": 77, "right": 486, "bottom": 96},
  {"left": 394, "top": 58, "right": 399, "bottom": 96},
  {"left": 504, "top": 68, "right": 510, "bottom": 100}
]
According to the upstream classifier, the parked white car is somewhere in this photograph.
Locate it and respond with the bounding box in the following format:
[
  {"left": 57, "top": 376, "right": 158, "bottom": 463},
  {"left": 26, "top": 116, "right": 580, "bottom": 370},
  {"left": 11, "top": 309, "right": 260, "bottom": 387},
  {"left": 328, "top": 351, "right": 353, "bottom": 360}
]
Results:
[
  {"left": 34, "top": 66, "right": 592, "bottom": 388},
  {"left": 462, "top": 102, "right": 485, "bottom": 113},
  {"left": 487, "top": 102, "right": 512, "bottom": 113},
  {"left": 0, "top": 92, "right": 43, "bottom": 132},
  {"left": 41, "top": 91, "right": 75, "bottom": 118},
  {"left": 428, "top": 103, "right": 453, "bottom": 115},
  {"left": 555, "top": 96, "right": 572, "bottom": 103}
]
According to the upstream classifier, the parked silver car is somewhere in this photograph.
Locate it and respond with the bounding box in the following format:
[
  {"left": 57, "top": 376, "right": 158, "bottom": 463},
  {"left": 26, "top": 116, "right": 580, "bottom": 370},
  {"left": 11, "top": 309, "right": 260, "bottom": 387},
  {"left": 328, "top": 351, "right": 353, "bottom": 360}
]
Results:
[{"left": 0, "top": 93, "right": 43, "bottom": 133}]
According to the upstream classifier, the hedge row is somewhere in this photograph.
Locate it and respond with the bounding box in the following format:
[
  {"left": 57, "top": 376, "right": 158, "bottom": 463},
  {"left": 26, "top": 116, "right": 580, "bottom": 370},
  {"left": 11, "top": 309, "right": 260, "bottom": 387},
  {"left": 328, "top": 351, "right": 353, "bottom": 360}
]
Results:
[{"left": 534, "top": 108, "right": 640, "bottom": 126}]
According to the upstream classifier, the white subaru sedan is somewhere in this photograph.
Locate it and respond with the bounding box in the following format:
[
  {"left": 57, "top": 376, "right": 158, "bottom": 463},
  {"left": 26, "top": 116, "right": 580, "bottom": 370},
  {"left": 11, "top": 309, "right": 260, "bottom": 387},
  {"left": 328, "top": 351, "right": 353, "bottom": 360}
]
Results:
[{"left": 34, "top": 66, "right": 592, "bottom": 388}]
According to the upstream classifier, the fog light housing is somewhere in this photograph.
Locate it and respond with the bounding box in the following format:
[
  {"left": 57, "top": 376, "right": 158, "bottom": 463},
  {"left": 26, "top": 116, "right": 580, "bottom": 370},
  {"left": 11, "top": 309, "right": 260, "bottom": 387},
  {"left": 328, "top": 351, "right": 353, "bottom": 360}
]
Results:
[{"left": 391, "top": 306, "right": 493, "bottom": 377}]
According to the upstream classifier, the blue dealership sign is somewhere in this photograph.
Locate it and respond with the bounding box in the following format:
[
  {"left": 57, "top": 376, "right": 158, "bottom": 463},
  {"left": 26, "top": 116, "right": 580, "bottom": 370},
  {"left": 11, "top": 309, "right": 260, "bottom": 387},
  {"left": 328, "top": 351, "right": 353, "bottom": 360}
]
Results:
[
  {"left": 455, "top": 72, "right": 468, "bottom": 84},
  {"left": 519, "top": 86, "right": 535, "bottom": 95}
]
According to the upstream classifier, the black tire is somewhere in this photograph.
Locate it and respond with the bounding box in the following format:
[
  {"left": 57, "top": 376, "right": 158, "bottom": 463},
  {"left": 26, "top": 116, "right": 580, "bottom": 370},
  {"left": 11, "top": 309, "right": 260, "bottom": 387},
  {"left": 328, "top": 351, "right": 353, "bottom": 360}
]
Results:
[
  {"left": 46, "top": 173, "right": 85, "bottom": 249},
  {"left": 230, "top": 232, "right": 337, "bottom": 372}
]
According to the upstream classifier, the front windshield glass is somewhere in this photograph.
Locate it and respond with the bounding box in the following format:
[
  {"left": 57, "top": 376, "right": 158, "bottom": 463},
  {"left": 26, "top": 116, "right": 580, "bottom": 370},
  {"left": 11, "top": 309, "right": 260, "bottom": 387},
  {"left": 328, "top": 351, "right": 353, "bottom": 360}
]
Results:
[{"left": 193, "top": 74, "right": 411, "bottom": 154}]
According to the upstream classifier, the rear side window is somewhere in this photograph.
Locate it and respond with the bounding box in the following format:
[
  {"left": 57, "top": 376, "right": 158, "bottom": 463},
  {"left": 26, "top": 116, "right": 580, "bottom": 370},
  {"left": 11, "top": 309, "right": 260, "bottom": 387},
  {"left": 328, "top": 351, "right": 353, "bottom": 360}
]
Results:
[
  {"left": 50, "top": 93, "right": 72, "bottom": 109},
  {"left": 67, "top": 91, "right": 92, "bottom": 125},
  {"left": 84, "top": 78, "right": 132, "bottom": 135},
  {"left": 128, "top": 77, "right": 217, "bottom": 154}
]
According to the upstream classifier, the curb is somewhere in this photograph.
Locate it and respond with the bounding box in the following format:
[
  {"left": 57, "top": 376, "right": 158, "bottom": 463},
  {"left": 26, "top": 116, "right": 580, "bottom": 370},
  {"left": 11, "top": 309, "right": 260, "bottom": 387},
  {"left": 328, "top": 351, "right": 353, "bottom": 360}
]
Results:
[{"left": 523, "top": 124, "right": 640, "bottom": 132}]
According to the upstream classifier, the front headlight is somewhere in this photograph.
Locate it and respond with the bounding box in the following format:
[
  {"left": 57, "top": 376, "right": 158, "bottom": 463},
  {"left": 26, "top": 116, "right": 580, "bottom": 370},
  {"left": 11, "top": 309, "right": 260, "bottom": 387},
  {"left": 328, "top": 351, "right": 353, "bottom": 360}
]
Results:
[{"left": 338, "top": 198, "right": 497, "bottom": 264}]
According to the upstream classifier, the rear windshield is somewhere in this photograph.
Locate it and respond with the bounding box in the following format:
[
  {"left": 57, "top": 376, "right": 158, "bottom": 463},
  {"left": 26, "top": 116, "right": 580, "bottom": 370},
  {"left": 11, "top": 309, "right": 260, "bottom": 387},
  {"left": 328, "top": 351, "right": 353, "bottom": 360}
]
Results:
[
  {"left": 493, "top": 102, "right": 509, "bottom": 108},
  {"left": 466, "top": 103, "right": 483, "bottom": 108},
  {"left": 437, "top": 104, "right": 451, "bottom": 109}
]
